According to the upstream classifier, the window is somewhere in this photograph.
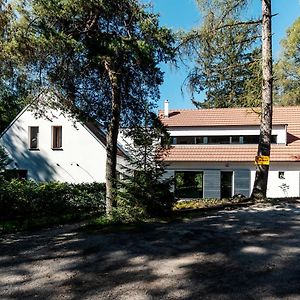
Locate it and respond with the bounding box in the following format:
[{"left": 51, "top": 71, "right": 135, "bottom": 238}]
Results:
[
  {"left": 175, "top": 171, "right": 203, "bottom": 198},
  {"left": 279, "top": 171, "right": 285, "bottom": 179},
  {"left": 195, "top": 136, "right": 208, "bottom": 144},
  {"left": 243, "top": 135, "right": 259, "bottom": 144},
  {"left": 230, "top": 136, "right": 241, "bottom": 144},
  {"left": 207, "top": 136, "right": 230, "bottom": 144},
  {"left": 242, "top": 135, "right": 277, "bottom": 144},
  {"left": 176, "top": 136, "right": 195, "bottom": 144},
  {"left": 271, "top": 135, "right": 277, "bottom": 143},
  {"left": 195, "top": 136, "right": 204, "bottom": 144},
  {"left": 4, "top": 169, "right": 28, "bottom": 180},
  {"left": 170, "top": 134, "right": 278, "bottom": 145},
  {"left": 52, "top": 126, "right": 62, "bottom": 149},
  {"left": 29, "top": 126, "right": 39, "bottom": 149}
]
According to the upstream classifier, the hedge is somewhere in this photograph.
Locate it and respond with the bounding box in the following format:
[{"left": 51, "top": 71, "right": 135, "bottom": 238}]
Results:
[{"left": 0, "top": 179, "right": 106, "bottom": 221}]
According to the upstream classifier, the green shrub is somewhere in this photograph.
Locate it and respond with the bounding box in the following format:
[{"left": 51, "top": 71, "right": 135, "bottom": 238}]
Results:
[
  {"left": 173, "top": 197, "right": 247, "bottom": 210},
  {"left": 118, "top": 170, "right": 175, "bottom": 218},
  {"left": 0, "top": 179, "right": 105, "bottom": 221}
]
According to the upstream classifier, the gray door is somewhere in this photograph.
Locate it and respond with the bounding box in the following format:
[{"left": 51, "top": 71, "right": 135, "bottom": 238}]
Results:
[
  {"left": 234, "top": 169, "right": 251, "bottom": 197},
  {"left": 204, "top": 170, "right": 221, "bottom": 198},
  {"left": 221, "top": 171, "right": 233, "bottom": 198}
]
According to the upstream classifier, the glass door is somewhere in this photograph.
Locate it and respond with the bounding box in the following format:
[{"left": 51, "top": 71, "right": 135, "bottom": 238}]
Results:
[{"left": 221, "top": 171, "right": 233, "bottom": 198}]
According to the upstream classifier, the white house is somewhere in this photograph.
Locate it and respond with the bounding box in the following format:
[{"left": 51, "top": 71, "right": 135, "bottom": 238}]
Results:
[
  {"left": 0, "top": 104, "right": 127, "bottom": 183},
  {"left": 160, "top": 101, "right": 300, "bottom": 199}
]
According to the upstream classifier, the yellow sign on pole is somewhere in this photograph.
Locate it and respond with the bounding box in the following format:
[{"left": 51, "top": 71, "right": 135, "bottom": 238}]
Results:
[{"left": 255, "top": 155, "right": 270, "bottom": 165}]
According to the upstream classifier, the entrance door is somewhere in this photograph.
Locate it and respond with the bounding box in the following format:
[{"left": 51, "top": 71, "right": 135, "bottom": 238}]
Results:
[{"left": 221, "top": 171, "right": 233, "bottom": 198}]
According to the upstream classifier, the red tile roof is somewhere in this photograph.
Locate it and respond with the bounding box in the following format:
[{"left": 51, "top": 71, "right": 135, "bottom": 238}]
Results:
[
  {"left": 159, "top": 106, "right": 300, "bottom": 162},
  {"left": 159, "top": 106, "right": 294, "bottom": 127}
]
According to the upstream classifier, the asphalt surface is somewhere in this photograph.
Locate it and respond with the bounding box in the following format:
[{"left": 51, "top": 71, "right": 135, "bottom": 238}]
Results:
[{"left": 1, "top": 202, "right": 300, "bottom": 299}]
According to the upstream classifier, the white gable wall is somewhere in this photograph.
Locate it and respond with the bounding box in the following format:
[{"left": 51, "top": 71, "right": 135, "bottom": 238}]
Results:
[{"left": 0, "top": 108, "right": 124, "bottom": 183}]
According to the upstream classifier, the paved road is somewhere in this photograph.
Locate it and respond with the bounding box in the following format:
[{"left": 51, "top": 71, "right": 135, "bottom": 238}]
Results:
[{"left": 1, "top": 203, "right": 300, "bottom": 299}]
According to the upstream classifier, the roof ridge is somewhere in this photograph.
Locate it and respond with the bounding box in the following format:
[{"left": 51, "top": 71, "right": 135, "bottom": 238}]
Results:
[{"left": 159, "top": 105, "right": 300, "bottom": 113}]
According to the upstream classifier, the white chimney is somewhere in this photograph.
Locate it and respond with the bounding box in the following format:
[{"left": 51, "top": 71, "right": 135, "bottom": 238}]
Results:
[{"left": 164, "top": 99, "right": 169, "bottom": 118}]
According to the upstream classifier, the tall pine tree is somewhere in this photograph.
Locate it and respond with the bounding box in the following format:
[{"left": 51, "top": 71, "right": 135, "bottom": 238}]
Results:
[
  {"left": 181, "top": 0, "right": 261, "bottom": 108},
  {"left": 15, "top": 0, "right": 175, "bottom": 215}
]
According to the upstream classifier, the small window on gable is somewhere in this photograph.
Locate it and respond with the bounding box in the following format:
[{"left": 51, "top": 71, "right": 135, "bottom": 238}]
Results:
[
  {"left": 29, "top": 126, "right": 39, "bottom": 149},
  {"left": 279, "top": 171, "right": 285, "bottom": 179},
  {"left": 52, "top": 126, "right": 62, "bottom": 149}
]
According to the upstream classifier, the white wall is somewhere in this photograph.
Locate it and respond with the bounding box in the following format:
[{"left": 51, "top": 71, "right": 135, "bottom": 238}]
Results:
[
  {"left": 164, "top": 161, "right": 300, "bottom": 198},
  {"left": 251, "top": 163, "right": 300, "bottom": 198},
  {"left": 0, "top": 108, "right": 124, "bottom": 183}
]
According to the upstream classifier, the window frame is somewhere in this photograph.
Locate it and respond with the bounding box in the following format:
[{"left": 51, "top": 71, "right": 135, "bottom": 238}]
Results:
[
  {"left": 28, "top": 126, "right": 39, "bottom": 150},
  {"left": 51, "top": 126, "right": 63, "bottom": 150}
]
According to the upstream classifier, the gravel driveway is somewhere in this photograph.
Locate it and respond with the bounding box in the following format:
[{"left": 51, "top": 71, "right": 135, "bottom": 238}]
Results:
[{"left": 1, "top": 203, "right": 300, "bottom": 299}]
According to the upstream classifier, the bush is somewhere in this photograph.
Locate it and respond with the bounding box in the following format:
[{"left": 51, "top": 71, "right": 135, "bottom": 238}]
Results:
[
  {"left": 118, "top": 170, "right": 175, "bottom": 218},
  {"left": 0, "top": 179, "right": 105, "bottom": 221}
]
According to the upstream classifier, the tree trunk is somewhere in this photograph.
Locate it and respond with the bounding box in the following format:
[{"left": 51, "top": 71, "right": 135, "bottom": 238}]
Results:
[
  {"left": 251, "top": 0, "right": 273, "bottom": 201},
  {"left": 105, "top": 61, "right": 121, "bottom": 215}
]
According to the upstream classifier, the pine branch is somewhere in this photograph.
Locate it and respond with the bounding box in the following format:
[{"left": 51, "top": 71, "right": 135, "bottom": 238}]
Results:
[
  {"left": 218, "top": 0, "right": 247, "bottom": 27},
  {"left": 215, "top": 14, "right": 278, "bottom": 31},
  {"left": 215, "top": 19, "right": 262, "bottom": 31}
]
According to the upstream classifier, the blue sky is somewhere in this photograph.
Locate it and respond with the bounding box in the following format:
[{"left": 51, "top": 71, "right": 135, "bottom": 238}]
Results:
[{"left": 146, "top": 0, "right": 300, "bottom": 111}]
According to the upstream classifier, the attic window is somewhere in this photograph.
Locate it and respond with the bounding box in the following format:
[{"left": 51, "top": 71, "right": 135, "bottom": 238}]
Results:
[
  {"left": 52, "top": 126, "right": 62, "bottom": 149},
  {"left": 29, "top": 126, "right": 39, "bottom": 150}
]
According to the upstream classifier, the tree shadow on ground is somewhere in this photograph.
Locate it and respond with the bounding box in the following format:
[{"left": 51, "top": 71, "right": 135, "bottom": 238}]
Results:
[{"left": 1, "top": 203, "right": 300, "bottom": 299}]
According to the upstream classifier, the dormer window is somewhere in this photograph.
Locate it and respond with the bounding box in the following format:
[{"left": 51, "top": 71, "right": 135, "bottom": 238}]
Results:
[
  {"left": 29, "top": 126, "right": 39, "bottom": 150},
  {"left": 52, "top": 126, "right": 62, "bottom": 149}
]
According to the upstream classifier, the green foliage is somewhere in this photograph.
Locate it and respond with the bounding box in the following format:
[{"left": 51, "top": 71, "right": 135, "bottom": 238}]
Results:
[
  {"left": 175, "top": 172, "right": 203, "bottom": 199},
  {"left": 119, "top": 171, "right": 175, "bottom": 218},
  {"left": 0, "top": 180, "right": 105, "bottom": 221},
  {"left": 0, "top": 1, "right": 30, "bottom": 132},
  {"left": 15, "top": 0, "right": 175, "bottom": 127},
  {"left": 174, "top": 197, "right": 247, "bottom": 210},
  {"left": 118, "top": 112, "right": 175, "bottom": 217},
  {"left": 274, "top": 17, "right": 300, "bottom": 105},
  {"left": 90, "top": 204, "right": 145, "bottom": 227},
  {"left": 182, "top": 0, "right": 261, "bottom": 108}
]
